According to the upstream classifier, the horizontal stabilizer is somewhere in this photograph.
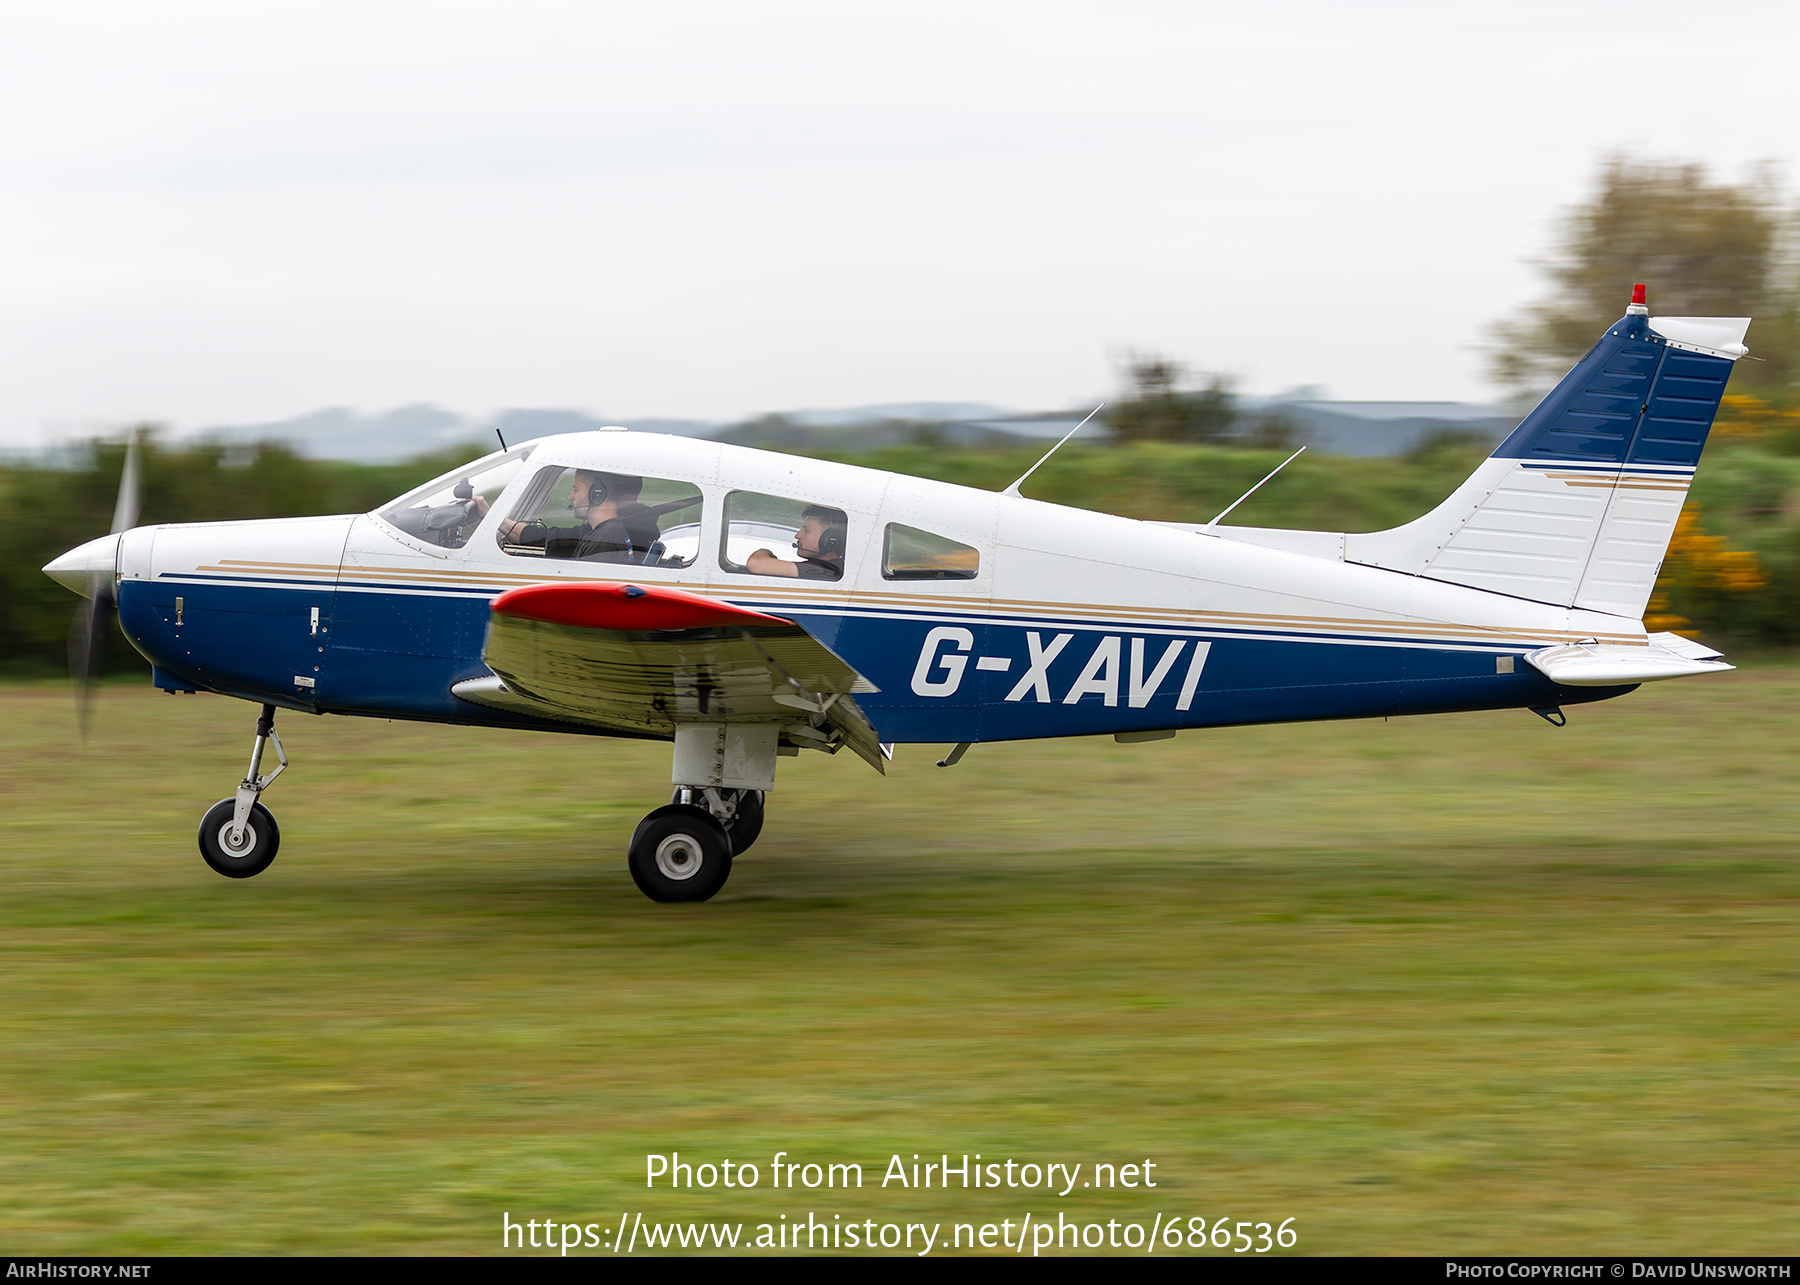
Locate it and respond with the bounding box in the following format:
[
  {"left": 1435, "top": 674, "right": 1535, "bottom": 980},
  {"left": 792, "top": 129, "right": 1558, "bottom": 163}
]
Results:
[
  {"left": 1524, "top": 633, "right": 1731, "bottom": 687},
  {"left": 1643, "top": 629, "right": 1725, "bottom": 661}
]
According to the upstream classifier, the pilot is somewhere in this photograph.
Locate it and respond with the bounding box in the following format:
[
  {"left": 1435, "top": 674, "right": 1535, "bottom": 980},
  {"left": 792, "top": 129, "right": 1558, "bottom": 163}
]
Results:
[
  {"left": 498, "top": 470, "right": 662, "bottom": 562},
  {"left": 747, "top": 505, "right": 846, "bottom": 580}
]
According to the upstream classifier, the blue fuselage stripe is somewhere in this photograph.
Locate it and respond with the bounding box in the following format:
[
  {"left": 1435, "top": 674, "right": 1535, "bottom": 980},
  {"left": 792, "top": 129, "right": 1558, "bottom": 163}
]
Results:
[{"left": 119, "top": 577, "right": 1629, "bottom": 741}]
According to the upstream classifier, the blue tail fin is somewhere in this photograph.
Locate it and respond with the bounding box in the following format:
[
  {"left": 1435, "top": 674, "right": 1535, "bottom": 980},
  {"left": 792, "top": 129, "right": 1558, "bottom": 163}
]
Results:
[
  {"left": 1491, "top": 310, "right": 1743, "bottom": 468},
  {"left": 1343, "top": 303, "right": 1749, "bottom": 617}
]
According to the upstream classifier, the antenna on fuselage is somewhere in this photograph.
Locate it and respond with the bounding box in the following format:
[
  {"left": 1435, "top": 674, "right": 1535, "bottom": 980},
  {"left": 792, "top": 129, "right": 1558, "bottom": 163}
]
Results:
[
  {"left": 1203, "top": 446, "right": 1305, "bottom": 528},
  {"left": 1001, "top": 403, "right": 1104, "bottom": 498},
  {"left": 495, "top": 427, "right": 508, "bottom": 451}
]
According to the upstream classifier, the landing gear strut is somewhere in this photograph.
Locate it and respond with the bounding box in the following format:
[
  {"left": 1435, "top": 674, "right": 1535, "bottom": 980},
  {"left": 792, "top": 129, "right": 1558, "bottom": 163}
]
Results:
[
  {"left": 670, "top": 786, "right": 765, "bottom": 856},
  {"left": 197, "top": 703, "right": 285, "bottom": 878}
]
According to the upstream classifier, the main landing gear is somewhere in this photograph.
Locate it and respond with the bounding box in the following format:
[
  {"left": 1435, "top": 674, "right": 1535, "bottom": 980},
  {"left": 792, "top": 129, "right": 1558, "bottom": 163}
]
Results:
[
  {"left": 625, "top": 724, "right": 778, "bottom": 903},
  {"left": 197, "top": 703, "right": 285, "bottom": 878},
  {"left": 626, "top": 787, "right": 764, "bottom": 903}
]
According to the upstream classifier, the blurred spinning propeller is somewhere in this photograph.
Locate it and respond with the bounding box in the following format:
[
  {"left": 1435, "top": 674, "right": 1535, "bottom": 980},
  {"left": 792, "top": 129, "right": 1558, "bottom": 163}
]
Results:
[{"left": 66, "top": 429, "right": 142, "bottom": 739}]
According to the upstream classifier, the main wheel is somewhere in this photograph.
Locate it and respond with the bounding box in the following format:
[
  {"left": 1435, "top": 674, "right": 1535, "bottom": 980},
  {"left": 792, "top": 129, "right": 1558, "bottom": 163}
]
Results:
[
  {"left": 197, "top": 798, "right": 280, "bottom": 878},
  {"left": 628, "top": 804, "right": 732, "bottom": 902}
]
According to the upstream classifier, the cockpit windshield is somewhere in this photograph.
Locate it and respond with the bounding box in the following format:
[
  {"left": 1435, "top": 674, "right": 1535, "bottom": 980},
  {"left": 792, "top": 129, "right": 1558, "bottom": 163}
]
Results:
[{"left": 376, "top": 445, "right": 534, "bottom": 549}]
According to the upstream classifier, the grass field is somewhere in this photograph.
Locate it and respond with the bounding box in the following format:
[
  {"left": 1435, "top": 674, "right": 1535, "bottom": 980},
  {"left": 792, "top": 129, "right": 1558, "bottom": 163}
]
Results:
[{"left": 2, "top": 669, "right": 1798, "bottom": 1256}]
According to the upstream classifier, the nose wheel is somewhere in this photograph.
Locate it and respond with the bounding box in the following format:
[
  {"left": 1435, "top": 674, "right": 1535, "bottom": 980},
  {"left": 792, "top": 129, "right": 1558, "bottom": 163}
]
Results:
[
  {"left": 197, "top": 703, "right": 287, "bottom": 879},
  {"left": 198, "top": 798, "right": 281, "bottom": 877}
]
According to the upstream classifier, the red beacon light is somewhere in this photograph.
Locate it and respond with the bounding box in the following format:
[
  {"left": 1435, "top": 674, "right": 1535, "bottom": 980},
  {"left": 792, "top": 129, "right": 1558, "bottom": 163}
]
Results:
[{"left": 1627, "top": 282, "right": 1649, "bottom": 315}]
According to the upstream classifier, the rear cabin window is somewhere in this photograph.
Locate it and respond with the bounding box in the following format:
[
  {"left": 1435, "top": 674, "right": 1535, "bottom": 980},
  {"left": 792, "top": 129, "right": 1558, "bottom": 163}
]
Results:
[
  {"left": 721, "top": 491, "right": 847, "bottom": 582},
  {"left": 882, "top": 523, "right": 979, "bottom": 580},
  {"left": 497, "top": 466, "right": 702, "bottom": 567}
]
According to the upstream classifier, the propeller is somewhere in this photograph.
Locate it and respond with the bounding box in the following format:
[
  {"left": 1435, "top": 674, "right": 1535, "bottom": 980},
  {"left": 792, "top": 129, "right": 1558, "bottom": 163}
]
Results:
[{"left": 68, "top": 428, "right": 143, "bottom": 740}]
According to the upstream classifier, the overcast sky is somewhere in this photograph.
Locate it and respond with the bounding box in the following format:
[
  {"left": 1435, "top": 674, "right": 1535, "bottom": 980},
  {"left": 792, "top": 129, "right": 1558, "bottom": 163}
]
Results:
[{"left": 2, "top": 0, "right": 1795, "bottom": 446}]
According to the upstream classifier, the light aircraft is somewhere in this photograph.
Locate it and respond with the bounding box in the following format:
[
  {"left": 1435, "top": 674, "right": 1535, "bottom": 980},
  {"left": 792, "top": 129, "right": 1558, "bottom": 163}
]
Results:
[{"left": 44, "top": 287, "right": 1751, "bottom": 902}]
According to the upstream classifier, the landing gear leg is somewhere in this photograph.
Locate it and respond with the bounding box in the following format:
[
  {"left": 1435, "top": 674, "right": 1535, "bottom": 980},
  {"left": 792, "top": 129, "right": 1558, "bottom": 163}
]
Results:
[
  {"left": 669, "top": 786, "right": 765, "bottom": 856},
  {"left": 197, "top": 703, "right": 285, "bottom": 878}
]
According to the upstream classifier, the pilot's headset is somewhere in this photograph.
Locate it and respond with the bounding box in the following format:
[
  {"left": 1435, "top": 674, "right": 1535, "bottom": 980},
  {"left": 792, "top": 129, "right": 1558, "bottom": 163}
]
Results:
[
  {"left": 800, "top": 506, "right": 846, "bottom": 559},
  {"left": 574, "top": 474, "right": 609, "bottom": 510}
]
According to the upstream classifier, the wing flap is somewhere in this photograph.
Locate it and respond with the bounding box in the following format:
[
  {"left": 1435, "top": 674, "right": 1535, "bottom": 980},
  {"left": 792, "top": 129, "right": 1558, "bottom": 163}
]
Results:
[{"left": 470, "top": 580, "right": 885, "bottom": 772}]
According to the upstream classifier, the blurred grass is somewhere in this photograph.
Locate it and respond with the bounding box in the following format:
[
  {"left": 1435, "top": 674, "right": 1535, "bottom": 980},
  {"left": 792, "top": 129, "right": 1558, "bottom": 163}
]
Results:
[{"left": 2, "top": 670, "right": 1798, "bottom": 1255}]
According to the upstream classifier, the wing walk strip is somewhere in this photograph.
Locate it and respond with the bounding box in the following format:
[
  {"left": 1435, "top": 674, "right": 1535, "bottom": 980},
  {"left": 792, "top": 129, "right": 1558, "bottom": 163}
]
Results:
[{"left": 173, "top": 558, "right": 1644, "bottom": 649}]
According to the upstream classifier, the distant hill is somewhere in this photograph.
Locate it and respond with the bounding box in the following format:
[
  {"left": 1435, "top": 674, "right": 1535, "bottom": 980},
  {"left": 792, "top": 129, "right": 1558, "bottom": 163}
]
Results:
[
  {"left": 182, "top": 405, "right": 718, "bottom": 463},
  {"left": 173, "top": 397, "right": 1520, "bottom": 463},
  {"left": 188, "top": 405, "right": 473, "bottom": 462},
  {"left": 1263, "top": 400, "right": 1519, "bottom": 456},
  {"left": 780, "top": 401, "right": 1009, "bottom": 427},
  {"left": 180, "top": 402, "right": 1016, "bottom": 463}
]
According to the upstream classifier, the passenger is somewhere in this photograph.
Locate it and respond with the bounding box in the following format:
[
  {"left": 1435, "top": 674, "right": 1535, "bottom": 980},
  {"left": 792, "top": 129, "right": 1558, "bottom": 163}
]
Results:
[
  {"left": 498, "top": 470, "right": 661, "bottom": 562},
  {"left": 747, "top": 505, "right": 846, "bottom": 580}
]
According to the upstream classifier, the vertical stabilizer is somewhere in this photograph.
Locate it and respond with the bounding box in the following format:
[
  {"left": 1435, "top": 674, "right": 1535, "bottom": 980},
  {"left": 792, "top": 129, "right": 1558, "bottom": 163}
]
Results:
[{"left": 1344, "top": 288, "right": 1749, "bottom": 618}]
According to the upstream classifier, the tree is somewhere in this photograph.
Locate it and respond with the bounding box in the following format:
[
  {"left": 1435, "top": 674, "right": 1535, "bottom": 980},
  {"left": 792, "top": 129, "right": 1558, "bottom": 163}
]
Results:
[
  {"left": 1492, "top": 157, "right": 1799, "bottom": 398},
  {"left": 1106, "top": 354, "right": 1239, "bottom": 443}
]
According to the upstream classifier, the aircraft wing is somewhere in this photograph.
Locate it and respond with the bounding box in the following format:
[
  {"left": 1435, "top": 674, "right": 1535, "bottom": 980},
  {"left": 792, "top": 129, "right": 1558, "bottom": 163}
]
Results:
[{"left": 453, "top": 580, "right": 887, "bottom": 773}]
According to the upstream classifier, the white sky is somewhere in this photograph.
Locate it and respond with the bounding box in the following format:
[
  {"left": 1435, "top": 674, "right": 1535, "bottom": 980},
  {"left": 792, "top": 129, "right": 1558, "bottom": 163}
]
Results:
[{"left": 2, "top": 0, "right": 1795, "bottom": 446}]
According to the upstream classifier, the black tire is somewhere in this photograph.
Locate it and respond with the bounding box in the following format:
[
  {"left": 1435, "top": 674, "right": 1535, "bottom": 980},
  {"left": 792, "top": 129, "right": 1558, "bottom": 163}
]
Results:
[
  {"left": 725, "top": 789, "right": 764, "bottom": 856},
  {"left": 628, "top": 805, "right": 732, "bottom": 902},
  {"left": 197, "top": 798, "right": 280, "bottom": 879}
]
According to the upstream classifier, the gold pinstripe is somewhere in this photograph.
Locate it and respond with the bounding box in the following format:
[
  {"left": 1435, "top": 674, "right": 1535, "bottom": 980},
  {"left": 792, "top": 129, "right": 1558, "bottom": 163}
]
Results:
[
  {"left": 1531, "top": 470, "right": 1691, "bottom": 492},
  {"left": 187, "top": 558, "right": 1645, "bottom": 648}
]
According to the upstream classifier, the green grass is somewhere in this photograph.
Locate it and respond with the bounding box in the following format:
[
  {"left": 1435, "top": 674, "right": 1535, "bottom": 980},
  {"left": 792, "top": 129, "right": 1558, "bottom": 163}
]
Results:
[{"left": 2, "top": 670, "right": 1798, "bottom": 1255}]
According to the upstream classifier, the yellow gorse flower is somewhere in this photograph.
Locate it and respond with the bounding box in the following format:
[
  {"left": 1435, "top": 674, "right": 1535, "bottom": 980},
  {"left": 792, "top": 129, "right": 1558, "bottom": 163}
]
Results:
[{"left": 1645, "top": 503, "right": 1764, "bottom": 634}]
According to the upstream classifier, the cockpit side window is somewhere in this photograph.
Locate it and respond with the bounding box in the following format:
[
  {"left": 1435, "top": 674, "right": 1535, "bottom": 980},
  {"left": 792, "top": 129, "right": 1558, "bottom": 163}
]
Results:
[
  {"left": 721, "top": 491, "right": 847, "bottom": 581},
  {"left": 497, "top": 466, "right": 702, "bottom": 568},
  {"left": 882, "top": 524, "right": 979, "bottom": 580},
  {"left": 377, "top": 447, "right": 531, "bottom": 550}
]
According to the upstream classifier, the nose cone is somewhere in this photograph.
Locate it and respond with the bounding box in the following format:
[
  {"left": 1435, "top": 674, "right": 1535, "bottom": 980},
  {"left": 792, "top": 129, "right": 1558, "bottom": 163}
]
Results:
[{"left": 43, "top": 533, "right": 122, "bottom": 599}]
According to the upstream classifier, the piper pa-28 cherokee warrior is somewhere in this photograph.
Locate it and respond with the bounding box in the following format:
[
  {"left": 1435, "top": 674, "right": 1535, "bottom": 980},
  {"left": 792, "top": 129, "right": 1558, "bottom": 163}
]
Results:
[{"left": 45, "top": 286, "right": 1751, "bottom": 902}]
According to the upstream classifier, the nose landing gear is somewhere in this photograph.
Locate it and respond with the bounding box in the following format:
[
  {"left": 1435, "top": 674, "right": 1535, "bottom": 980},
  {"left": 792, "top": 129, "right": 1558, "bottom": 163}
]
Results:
[{"left": 197, "top": 703, "right": 286, "bottom": 878}]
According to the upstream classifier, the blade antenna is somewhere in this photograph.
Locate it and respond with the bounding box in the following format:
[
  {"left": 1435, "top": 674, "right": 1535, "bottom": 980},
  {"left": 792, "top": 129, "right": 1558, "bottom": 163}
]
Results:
[
  {"left": 1001, "top": 403, "right": 1104, "bottom": 498},
  {"left": 1204, "top": 446, "right": 1305, "bottom": 528}
]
